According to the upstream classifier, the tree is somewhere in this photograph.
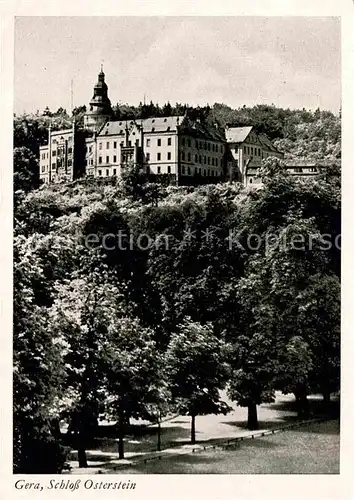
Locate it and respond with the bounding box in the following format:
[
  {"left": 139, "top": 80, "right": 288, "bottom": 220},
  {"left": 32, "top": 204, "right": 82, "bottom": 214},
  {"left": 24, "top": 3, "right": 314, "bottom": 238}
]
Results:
[
  {"left": 165, "top": 319, "right": 231, "bottom": 444},
  {"left": 14, "top": 146, "right": 39, "bottom": 193},
  {"left": 105, "top": 317, "right": 159, "bottom": 459},
  {"left": 296, "top": 273, "right": 340, "bottom": 408},
  {"left": 50, "top": 269, "right": 124, "bottom": 467},
  {"left": 13, "top": 234, "right": 67, "bottom": 472}
]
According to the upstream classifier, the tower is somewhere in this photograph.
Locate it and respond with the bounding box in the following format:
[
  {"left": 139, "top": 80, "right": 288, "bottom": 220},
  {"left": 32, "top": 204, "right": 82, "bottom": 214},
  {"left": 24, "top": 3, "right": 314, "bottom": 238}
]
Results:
[{"left": 84, "top": 66, "right": 113, "bottom": 132}]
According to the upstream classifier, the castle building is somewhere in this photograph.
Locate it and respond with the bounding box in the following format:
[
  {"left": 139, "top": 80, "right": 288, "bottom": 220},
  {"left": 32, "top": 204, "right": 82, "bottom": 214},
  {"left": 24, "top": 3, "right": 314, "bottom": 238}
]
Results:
[
  {"left": 225, "top": 126, "right": 284, "bottom": 185},
  {"left": 39, "top": 69, "right": 286, "bottom": 186},
  {"left": 84, "top": 67, "right": 113, "bottom": 132}
]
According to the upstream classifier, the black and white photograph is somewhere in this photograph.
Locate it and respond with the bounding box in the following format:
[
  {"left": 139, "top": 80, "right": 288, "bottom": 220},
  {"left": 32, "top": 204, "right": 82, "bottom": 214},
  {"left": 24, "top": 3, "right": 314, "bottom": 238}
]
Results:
[{"left": 11, "top": 14, "right": 342, "bottom": 481}]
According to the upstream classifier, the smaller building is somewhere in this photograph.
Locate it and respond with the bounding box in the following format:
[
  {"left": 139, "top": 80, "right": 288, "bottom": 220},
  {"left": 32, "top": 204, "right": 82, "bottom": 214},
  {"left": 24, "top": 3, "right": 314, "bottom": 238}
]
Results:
[
  {"left": 39, "top": 120, "right": 86, "bottom": 184},
  {"left": 225, "top": 125, "right": 284, "bottom": 183},
  {"left": 244, "top": 160, "right": 339, "bottom": 186}
]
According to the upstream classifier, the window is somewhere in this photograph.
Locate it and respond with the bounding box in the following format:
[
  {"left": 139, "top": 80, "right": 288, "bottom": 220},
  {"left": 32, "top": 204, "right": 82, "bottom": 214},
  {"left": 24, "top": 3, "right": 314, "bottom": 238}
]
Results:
[
  {"left": 41, "top": 165, "right": 45, "bottom": 173},
  {"left": 68, "top": 159, "right": 72, "bottom": 166},
  {"left": 215, "top": 158, "right": 218, "bottom": 167},
  {"left": 106, "top": 156, "right": 109, "bottom": 163},
  {"left": 196, "top": 140, "right": 199, "bottom": 149},
  {"left": 52, "top": 150, "right": 56, "bottom": 157},
  {"left": 157, "top": 166, "right": 161, "bottom": 174},
  {"left": 216, "top": 145, "right": 218, "bottom": 153},
  {"left": 182, "top": 166, "right": 185, "bottom": 174},
  {"left": 212, "top": 158, "right": 215, "bottom": 166},
  {"left": 208, "top": 157, "right": 210, "bottom": 165},
  {"left": 187, "top": 138, "right": 191, "bottom": 147},
  {"left": 203, "top": 169, "right": 206, "bottom": 176},
  {"left": 52, "top": 163, "right": 55, "bottom": 169},
  {"left": 98, "top": 169, "right": 102, "bottom": 176},
  {"left": 188, "top": 153, "right": 191, "bottom": 162},
  {"left": 157, "top": 153, "right": 161, "bottom": 161},
  {"left": 168, "top": 137, "right": 172, "bottom": 146},
  {"left": 204, "top": 156, "right": 206, "bottom": 165},
  {"left": 208, "top": 169, "right": 210, "bottom": 176},
  {"left": 68, "top": 147, "right": 72, "bottom": 154},
  {"left": 157, "top": 138, "right": 161, "bottom": 147},
  {"left": 99, "top": 157, "right": 102, "bottom": 164},
  {"left": 146, "top": 139, "right": 150, "bottom": 147},
  {"left": 195, "top": 154, "right": 198, "bottom": 162},
  {"left": 114, "top": 141, "right": 117, "bottom": 148},
  {"left": 99, "top": 143, "right": 102, "bottom": 150},
  {"left": 182, "top": 138, "right": 185, "bottom": 146},
  {"left": 167, "top": 152, "right": 171, "bottom": 160},
  {"left": 208, "top": 143, "right": 211, "bottom": 151},
  {"left": 146, "top": 153, "right": 150, "bottom": 161},
  {"left": 167, "top": 166, "right": 171, "bottom": 174},
  {"left": 212, "top": 144, "right": 215, "bottom": 152},
  {"left": 187, "top": 166, "right": 191, "bottom": 175},
  {"left": 113, "top": 155, "right": 117, "bottom": 163},
  {"left": 181, "top": 152, "right": 185, "bottom": 161},
  {"left": 128, "top": 141, "right": 132, "bottom": 147},
  {"left": 113, "top": 169, "right": 117, "bottom": 176},
  {"left": 106, "top": 169, "right": 109, "bottom": 176},
  {"left": 249, "top": 178, "right": 253, "bottom": 184},
  {"left": 120, "top": 141, "right": 124, "bottom": 147},
  {"left": 106, "top": 142, "right": 110, "bottom": 149}
]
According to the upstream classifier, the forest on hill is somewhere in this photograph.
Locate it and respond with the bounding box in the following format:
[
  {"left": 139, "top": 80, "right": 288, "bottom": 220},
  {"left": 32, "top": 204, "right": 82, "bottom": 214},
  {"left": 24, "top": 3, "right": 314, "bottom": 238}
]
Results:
[{"left": 14, "top": 141, "right": 340, "bottom": 472}]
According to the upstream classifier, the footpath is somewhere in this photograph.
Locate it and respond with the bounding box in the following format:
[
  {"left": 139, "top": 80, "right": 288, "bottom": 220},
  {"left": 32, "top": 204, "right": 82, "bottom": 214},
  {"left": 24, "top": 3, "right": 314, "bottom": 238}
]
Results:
[{"left": 67, "top": 392, "right": 335, "bottom": 474}]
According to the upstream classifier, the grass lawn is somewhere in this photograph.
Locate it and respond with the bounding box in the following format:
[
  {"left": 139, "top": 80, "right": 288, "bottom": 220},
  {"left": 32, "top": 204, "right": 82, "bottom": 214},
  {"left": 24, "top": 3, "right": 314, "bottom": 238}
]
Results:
[{"left": 104, "top": 420, "right": 339, "bottom": 474}]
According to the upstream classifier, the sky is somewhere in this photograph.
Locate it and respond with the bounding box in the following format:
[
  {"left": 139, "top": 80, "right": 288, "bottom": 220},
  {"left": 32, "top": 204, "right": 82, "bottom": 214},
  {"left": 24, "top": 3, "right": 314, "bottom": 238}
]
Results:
[{"left": 14, "top": 16, "right": 341, "bottom": 115}]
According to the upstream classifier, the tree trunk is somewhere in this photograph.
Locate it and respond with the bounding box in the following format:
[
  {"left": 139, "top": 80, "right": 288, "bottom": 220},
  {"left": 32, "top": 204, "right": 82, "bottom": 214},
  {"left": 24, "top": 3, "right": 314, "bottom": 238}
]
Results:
[
  {"left": 322, "top": 388, "right": 331, "bottom": 410},
  {"left": 191, "top": 414, "right": 196, "bottom": 444},
  {"left": 295, "top": 389, "right": 309, "bottom": 419},
  {"left": 118, "top": 435, "right": 124, "bottom": 459},
  {"left": 78, "top": 445, "right": 88, "bottom": 468},
  {"left": 157, "top": 417, "right": 161, "bottom": 451},
  {"left": 117, "top": 411, "right": 125, "bottom": 459},
  {"left": 247, "top": 402, "right": 259, "bottom": 430}
]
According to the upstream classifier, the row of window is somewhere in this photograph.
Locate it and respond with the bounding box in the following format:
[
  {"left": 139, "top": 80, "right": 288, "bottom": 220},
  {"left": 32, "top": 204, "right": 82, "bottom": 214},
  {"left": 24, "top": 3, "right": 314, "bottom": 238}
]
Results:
[
  {"left": 181, "top": 137, "right": 223, "bottom": 153},
  {"left": 50, "top": 147, "right": 73, "bottom": 157},
  {"left": 243, "top": 145, "right": 262, "bottom": 157},
  {"left": 181, "top": 151, "right": 220, "bottom": 166},
  {"left": 52, "top": 136, "right": 72, "bottom": 144},
  {"left": 41, "top": 160, "right": 73, "bottom": 173},
  {"left": 145, "top": 152, "right": 173, "bottom": 162},
  {"left": 181, "top": 166, "right": 221, "bottom": 176},
  {"left": 146, "top": 137, "right": 172, "bottom": 147}
]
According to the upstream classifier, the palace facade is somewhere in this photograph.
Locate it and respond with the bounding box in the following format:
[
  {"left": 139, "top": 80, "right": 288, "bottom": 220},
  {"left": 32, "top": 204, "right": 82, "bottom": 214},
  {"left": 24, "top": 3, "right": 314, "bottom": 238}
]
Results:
[{"left": 39, "top": 69, "right": 285, "bottom": 186}]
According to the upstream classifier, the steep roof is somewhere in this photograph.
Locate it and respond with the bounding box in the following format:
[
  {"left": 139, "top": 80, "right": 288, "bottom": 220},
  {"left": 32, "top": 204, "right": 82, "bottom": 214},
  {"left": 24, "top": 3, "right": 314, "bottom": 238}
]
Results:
[
  {"left": 142, "top": 116, "right": 184, "bottom": 133},
  {"left": 98, "top": 116, "right": 185, "bottom": 137},
  {"left": 225, "top": 126, "right": 253, "bottom": 144}
]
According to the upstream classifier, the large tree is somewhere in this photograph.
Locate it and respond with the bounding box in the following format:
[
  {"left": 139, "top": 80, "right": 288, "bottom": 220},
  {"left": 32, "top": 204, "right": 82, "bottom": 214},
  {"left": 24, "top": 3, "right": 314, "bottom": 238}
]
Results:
[{"left": 165, "top": 319, "right": 231, "bottom": 444}]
